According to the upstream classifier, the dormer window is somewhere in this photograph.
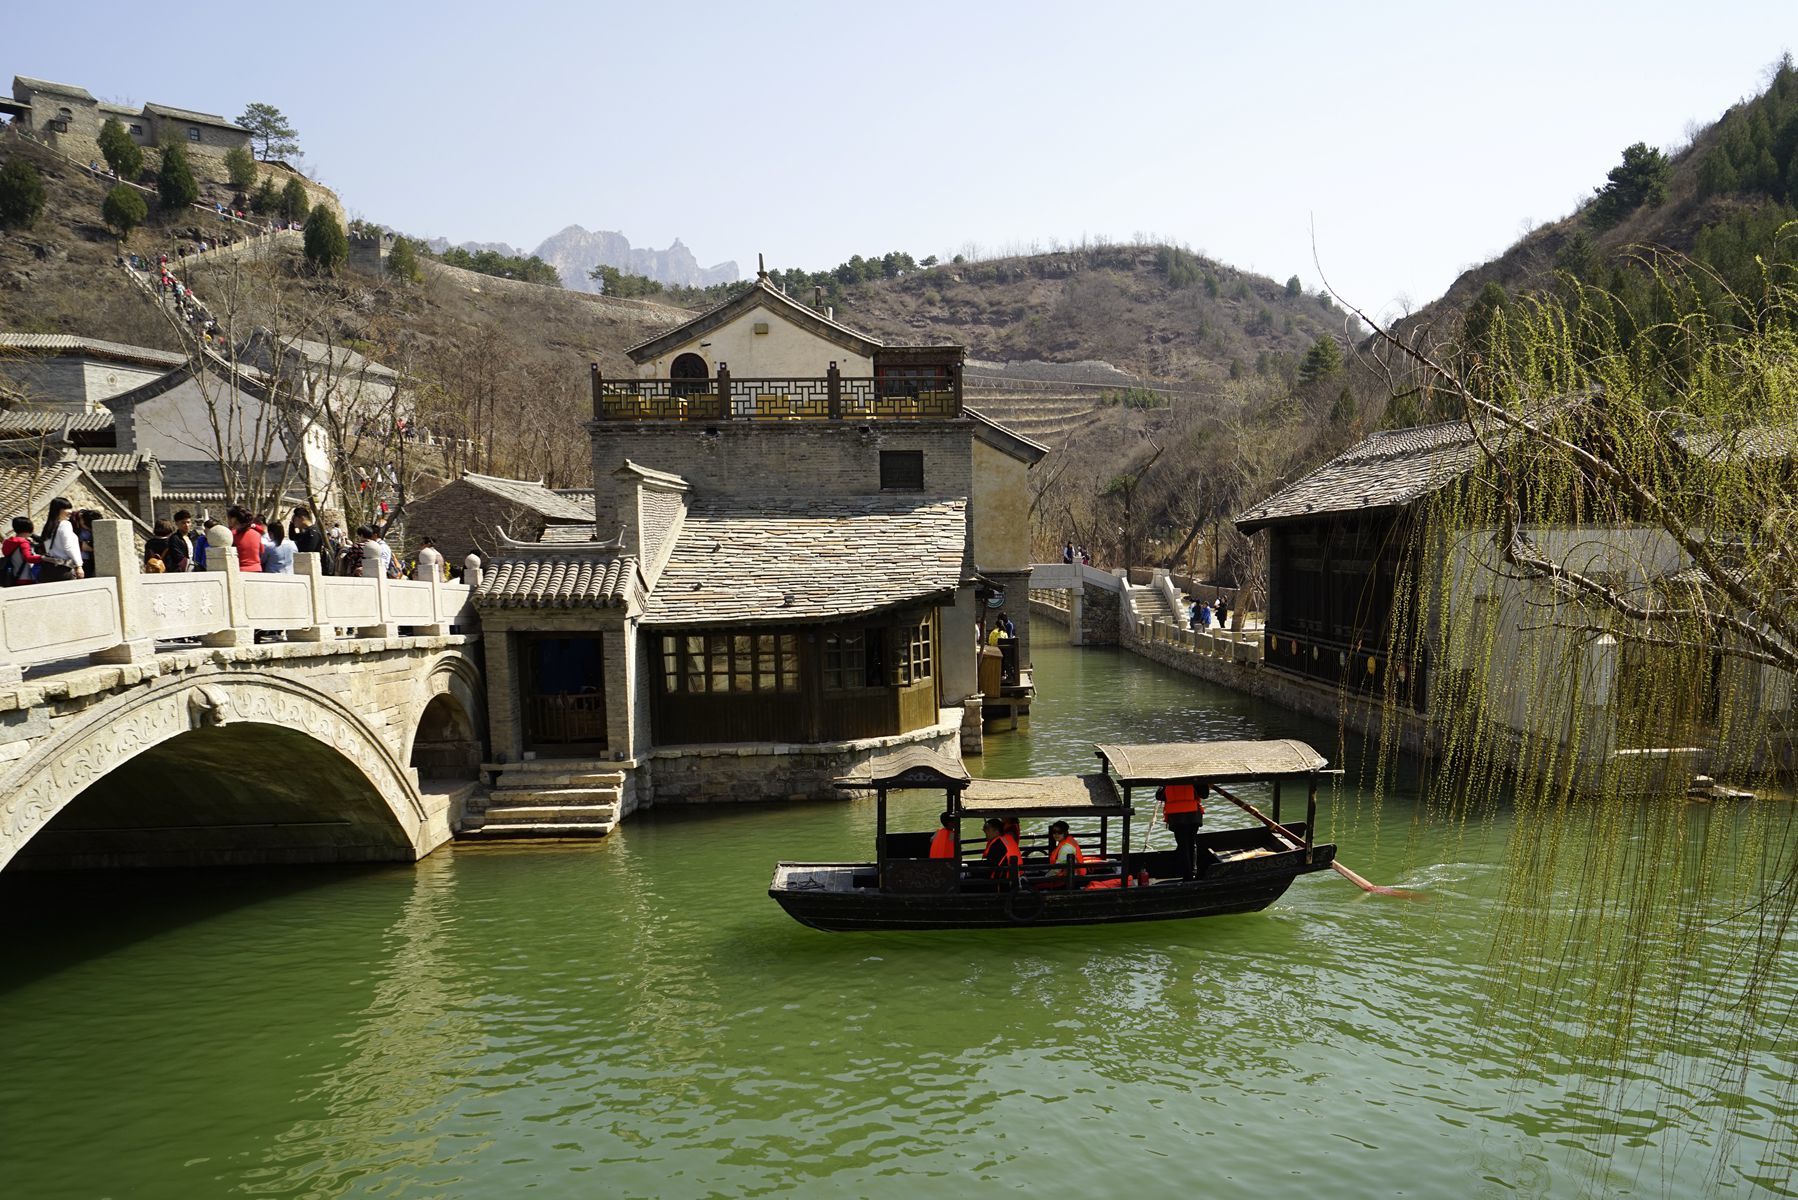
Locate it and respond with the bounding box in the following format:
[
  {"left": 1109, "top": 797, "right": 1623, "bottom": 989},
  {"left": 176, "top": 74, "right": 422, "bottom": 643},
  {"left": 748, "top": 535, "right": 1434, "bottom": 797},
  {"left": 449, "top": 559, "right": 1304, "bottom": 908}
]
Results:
[{"left": 187, "top": 127, "right": 201, "bottom": 142}]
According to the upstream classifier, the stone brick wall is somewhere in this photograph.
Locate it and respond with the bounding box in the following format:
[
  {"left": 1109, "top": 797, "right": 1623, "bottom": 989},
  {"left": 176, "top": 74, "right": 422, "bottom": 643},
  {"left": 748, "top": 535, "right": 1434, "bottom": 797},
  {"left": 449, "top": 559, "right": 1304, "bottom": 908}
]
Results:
[
  {"left": 404, "top": 481, "right": 551, "bottom": 563},
  {"left": 591, "top": 421, "right": 976, "bottom": 507},
  {"left": 1081, "top": 586, "right": 1120, "bottom": 645},
  {"left": 642, "top": 711, "right": 962, "bottom": 805}
]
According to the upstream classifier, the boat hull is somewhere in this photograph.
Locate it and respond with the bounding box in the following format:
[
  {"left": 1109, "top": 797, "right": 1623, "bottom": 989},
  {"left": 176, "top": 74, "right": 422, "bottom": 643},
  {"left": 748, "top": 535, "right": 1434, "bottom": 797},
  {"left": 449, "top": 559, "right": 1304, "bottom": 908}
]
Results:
[{"left": 769, "top": 843, "right": 1337, "bottom": 932}]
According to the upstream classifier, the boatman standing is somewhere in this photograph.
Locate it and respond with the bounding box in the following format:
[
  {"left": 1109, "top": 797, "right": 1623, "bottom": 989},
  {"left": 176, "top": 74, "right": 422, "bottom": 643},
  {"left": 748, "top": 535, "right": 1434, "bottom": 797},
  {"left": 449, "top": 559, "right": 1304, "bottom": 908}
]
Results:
[
  {"left": 1160, "top": 781, "right": 1209, "bottom": 878},
  {"left": 929, "top": 811, "right": 959, "bottom": 859}
]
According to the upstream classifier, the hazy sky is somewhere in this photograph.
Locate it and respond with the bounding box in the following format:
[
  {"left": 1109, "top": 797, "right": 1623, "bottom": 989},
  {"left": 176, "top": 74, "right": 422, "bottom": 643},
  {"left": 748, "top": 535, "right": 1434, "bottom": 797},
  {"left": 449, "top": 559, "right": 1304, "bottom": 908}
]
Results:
[{"left": 10, "top": 2, "right": 1793, "bottom": 319}]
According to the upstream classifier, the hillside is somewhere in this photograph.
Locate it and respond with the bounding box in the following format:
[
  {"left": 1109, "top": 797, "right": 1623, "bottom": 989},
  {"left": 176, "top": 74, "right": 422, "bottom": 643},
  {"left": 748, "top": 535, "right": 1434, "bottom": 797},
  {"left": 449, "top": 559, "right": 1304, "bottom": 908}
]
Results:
[{"left": 1394, "top": 56, "right": 1798, "bottom": 348}]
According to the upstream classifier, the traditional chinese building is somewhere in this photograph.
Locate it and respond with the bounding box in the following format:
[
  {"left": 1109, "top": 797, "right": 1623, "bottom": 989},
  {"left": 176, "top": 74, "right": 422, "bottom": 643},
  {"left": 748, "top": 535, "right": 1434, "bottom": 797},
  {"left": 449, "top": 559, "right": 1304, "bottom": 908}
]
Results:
[{"left": 471, "top": 275, "right": 1045, "bottom": 834}]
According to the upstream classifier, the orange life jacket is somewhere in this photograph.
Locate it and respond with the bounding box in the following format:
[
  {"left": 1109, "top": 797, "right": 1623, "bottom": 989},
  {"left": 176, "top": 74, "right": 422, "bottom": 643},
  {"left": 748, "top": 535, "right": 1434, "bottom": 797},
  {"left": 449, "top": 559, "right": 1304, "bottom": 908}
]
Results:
[
  {"left": 1161, "top": 783, "right": 1202, "bottom": 816},
  {"left": 929, "top": 827, "right": 957, "bottom": 859},
  {"left": 985, "top": 834, "right": 1022, "bottom": 866},
  {"left": 1052, "top": 835, "right": 1088, "bottom": 866}
]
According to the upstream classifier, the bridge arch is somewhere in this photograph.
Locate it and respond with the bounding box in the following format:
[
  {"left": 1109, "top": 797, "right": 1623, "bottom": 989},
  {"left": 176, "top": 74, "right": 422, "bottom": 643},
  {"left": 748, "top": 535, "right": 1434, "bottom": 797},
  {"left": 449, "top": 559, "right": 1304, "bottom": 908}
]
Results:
[
  {"left": 0, "top": 669, "right": 436, "bottom": 873},
  {"left": 407, "top": 655, "right": 486, "bottom": 785}
]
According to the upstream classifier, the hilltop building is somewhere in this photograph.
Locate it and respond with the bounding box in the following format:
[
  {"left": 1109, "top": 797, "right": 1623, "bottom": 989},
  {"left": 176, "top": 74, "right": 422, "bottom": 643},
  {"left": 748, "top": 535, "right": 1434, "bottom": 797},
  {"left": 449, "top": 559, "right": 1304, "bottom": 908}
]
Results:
[
  {"left": 471, "top": 276, "right": 1046, "bottom": 832},
  {"left": 1, "top": 76, "right": 251, "bottom": 162}
]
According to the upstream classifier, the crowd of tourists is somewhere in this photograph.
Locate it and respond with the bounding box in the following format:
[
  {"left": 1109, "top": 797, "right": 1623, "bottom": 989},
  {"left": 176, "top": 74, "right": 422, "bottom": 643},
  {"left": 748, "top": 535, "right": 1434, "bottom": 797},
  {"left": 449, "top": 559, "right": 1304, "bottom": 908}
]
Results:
[
  {"left": 1060, "top": 542, "right": 1093, "bottom": 565},
  {"left": 1, "top": 501, "right": 448, "bottom": 588}
]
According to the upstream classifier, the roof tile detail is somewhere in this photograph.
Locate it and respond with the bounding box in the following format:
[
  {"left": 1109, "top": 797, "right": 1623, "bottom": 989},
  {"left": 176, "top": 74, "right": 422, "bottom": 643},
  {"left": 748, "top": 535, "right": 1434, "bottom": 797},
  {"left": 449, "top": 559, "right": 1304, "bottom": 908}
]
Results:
[
  {"left": 1235, "top": 420, "right": 1481, "bottom": 530},
  {"left": 460, "top": 472, "right": 594, "bottom": 523},
  {"left": 643, "top": 495, "right": 970, "bottom": 626},
  {"left": 476, "top": 553, "right": 635, "bottom": 609}
]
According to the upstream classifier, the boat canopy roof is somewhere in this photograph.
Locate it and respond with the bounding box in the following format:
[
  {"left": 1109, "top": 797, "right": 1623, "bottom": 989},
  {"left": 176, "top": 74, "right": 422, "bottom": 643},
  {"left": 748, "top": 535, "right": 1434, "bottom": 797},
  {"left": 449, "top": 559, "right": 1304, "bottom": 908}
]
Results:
[
  {"left": 834, "top": 745, "right": 973, "bottom": 792},
  {"left": 959, "top": 774, "right": 1128, "bottom": 818},
  {"left": 1095, "top": 739, "right": 1327, "bottom": 784}
]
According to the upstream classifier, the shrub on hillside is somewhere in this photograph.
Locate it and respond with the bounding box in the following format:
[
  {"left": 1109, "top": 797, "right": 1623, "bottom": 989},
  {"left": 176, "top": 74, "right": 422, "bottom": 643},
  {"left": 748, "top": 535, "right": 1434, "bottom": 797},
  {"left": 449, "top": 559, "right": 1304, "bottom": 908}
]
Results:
[
  {"left": 102, "top": 184, "right": 148, "bottom": 237},
  {"left": 1588, "top": 142, "right": 1671, "bottom": 229},
  {"left": 250, "top": 177, "right": 278, "bottom": 214},
  {"left": 224, "top": 146, "right": 257, "bottom": 190},
  {"left": 303, "top": 206, "right": 348, "bottom": 273},
  {"left": 157, "top": 142, "right": 199, "bottom": 211},
  {"left": 280, "top": 177, "right": 310, "bottom": 223},
  {"left": 0, "top": 158, "right": 46, "bottom": 228},
  {"left": 386, "top": 236, "right": 420, "bottom": 283},
  {"left": 1298, "top": 335, "right": 1342, "bottom": 385},
  {"left": 97, "top": 118, "right": 143, "bottom": 180}
]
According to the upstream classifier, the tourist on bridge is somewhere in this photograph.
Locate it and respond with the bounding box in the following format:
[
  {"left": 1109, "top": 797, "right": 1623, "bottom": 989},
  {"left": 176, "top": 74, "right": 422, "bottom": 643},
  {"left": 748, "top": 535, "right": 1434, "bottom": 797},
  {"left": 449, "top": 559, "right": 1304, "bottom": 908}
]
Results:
[
  {"left": 1194, "top": 600, "right": 1213, "bottom": 629},
  {"left": 170, "top": 511, "right": 200, "bottom": 571},
  {"left": 2, "top": 517, "right": 43, "bottom": 585},
  {"left": 40, "top": 498, "right": 82, "bottom": 582},
  {"left": 287, "top": 507, "right": 328, "bottom": 573},
  {"left": 1062, "top": 542, "right": 1075, "bottom": 564},
  {"left": 261, "top": 521, "right": 295, "bottom": 574},
  {"left": 143, "top": 520, "right": 174, "bottom": 573},
  {"left": 227, "top": 507, "right": 262, "bottom": 572},
  {"left": 76, "top": 510, "right": 99, "bottom": 578},
  {"left": 928, "top": 811, "right": 959, "bottom": 859}
]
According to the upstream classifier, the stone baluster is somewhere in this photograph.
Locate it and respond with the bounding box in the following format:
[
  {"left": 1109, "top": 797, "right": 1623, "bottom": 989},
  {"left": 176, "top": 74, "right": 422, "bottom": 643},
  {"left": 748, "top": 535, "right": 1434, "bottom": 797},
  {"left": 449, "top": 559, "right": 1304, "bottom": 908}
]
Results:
[
  {"left": 200, "top": 524, "right": 247, "bottom": 648},
  {"left": 291, "top": 551, "right": 332, "bottom": 643},
  {"left": 90, "top": 519, "right": 155, "bottom": 665}
]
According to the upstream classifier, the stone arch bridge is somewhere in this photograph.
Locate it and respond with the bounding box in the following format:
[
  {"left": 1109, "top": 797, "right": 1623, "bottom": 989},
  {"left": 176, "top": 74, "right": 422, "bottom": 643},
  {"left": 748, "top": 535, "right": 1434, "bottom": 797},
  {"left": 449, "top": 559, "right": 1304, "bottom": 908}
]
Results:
[{"left": 0, "top": 522, "right": 483, "bottom": 873}]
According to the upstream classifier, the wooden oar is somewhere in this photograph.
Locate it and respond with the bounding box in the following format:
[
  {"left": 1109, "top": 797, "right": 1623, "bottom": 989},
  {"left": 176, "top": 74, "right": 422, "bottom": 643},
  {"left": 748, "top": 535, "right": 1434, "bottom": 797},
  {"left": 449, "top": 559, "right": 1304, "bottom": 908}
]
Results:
[{"left": 1210, "top": 784, "right": 1425, "bottom": 900}]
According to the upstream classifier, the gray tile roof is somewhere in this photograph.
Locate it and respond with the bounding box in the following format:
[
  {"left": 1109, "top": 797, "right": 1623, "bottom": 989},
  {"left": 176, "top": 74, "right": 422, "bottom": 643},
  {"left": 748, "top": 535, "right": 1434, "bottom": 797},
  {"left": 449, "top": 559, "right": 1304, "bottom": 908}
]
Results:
[
  {"left": 142, "top": 101, "right": 248, "bottom": 131},
  {"left": 14, "top": 76, "right": 95, "bottom": 100},
  {"left": 539, "top": 524, "right": 600, "bottom": 544},
  {"left": 461, "top": 472, "right": 594, "bottom": 523},
  {"left": 0, "top": 457, "right": 79, "bottom": 520},
  {"left": 643, "top": 495, "right": 971, "bottom": 626},
  {"left": 0, "top": 333, "right": 187, "bottom": 368},
  {"left": 475, "top": 552, "right": 636, "bottom": 609},
  {"left": 0, "top": 410, "right": 115, "bottom": 434},
  {"left": 77, "top": 452, "right": 146, "bottom": 474},
  {"left": 1235, "top": 420, "right": 1481, "bottom": 531}
]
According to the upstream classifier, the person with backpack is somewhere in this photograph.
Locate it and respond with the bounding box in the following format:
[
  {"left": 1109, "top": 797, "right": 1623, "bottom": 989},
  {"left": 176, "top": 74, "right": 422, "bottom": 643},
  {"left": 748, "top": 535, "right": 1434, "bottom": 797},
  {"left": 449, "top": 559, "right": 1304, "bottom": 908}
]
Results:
[
  {"left": 2, "top": 517, "right": 42, "bottom": 585},
  {"left": 39, "top": 498, "right": 82, "bottom": 582}
]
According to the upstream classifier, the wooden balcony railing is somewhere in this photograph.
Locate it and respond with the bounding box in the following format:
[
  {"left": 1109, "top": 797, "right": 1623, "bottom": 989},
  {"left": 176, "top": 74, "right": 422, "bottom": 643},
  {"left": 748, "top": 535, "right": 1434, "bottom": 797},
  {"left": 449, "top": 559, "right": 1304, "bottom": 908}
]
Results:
[{"left": 588, "top": 362, "right": 962, "bottom": 422}]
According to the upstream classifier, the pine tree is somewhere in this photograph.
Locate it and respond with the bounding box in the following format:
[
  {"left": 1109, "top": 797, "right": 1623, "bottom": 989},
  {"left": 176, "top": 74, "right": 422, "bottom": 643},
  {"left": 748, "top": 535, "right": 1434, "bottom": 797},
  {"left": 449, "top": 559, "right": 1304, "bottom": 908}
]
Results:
[
  {"left": 1297, "top": 336, "right": 1342, "bottom": 385},
  {"left": 250, "top": 177, "right": 278, "bottom": 214},
  {"left": 101, "top": 184, "right": 147, "bottom": 237},
  {"left": 1696, "top": 150, "right": 1739, "bottom": 198},
  {"left": 303, "top": 206, "right": 348, "bottom": 273},
  {"left": 237, "top": 103, "right": 300, "bottom": 161},
  {"left": 96, "top": 118, "right": 143, "bottom": 179},
  {"left": 223, "top": 146, "right": 257, "bottom": 190},
  {"left": 280, "top": 177, "right": 310, "bottom": 223},
  {"left": 1588, "top": 142, "right": 1672, "bottom": 229},
  {"left": 0, "top": 158, "right": 46, "bottom": 228},
  {"left": 1285, "top": 274, "right": 1302, "bottom": 298},
  {"left": 157, "top": 142, "right": 199, "bottom": 211},
  {"left": 385, "top": 236, "right": 420, "bottom": 283}
]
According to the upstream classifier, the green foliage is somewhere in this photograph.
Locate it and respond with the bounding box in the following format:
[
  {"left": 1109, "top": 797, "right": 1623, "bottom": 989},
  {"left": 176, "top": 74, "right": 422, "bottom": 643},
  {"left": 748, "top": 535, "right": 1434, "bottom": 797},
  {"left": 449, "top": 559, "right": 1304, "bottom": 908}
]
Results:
[
  {"left": 435, "top": 245, "right": 562, "bottom": 287},
  {"left": 156, "top": 141, "right": 199, "bottom": 211},
  {"left": 96, "top": 118, "right": 142, "bottom": 179},
  {"left": 920, "top": 255, "right": 938, "bottom": 267},
  {"left": 952, "top": 254, "right": 965, "bottom": 264},
  {"left": 250, "top": 177, "right": 278, "bottom": 215},
  {"left": 589, "top": 264, "right": 664, "bottom": 297},
  {"left": 1297, "top": 335, "right": 1342, "bottom": 385},
  {"left": 1587, "top": 142, "right": 1671, "bottom": 229},
  {"left": 223, "top": 145, "right": 257, "bottom": 190},
  {"left": 1284, "top": 274, "right": 1302, "bottom": 298},
  {"left": 302, "top": 206, "right": 348, "bottom": 273},
  {"left": 238, "top": 102, "right": 299, "bottom": 161},
  {"left": 101, "top": 184, "right": 147, "bottom": 236},
  {"left": 279, "top": 177, "right": 310, "bottom": 223},
  {"left": 1155, "top": 245, "right": 1205, "bottom": 289},
  {"left": 1694, "top": 57, "right": 1798, "bottom": 202},
  {"left": 385, "top": 236, "right": 420, "bottom": 283},
  {"left": 1098, "top": 387, "right": 1166, "bottom": 410},
  {"left": 0, "top": 158, "right": 46, "bottom": 229}
]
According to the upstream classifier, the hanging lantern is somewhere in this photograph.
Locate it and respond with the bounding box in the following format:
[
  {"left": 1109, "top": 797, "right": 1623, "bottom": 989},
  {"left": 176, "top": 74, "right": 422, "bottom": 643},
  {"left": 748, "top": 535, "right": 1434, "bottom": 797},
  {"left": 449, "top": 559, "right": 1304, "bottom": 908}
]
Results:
[{"left": 1366, "top": 655, "right": 1377, "bottom": 675}]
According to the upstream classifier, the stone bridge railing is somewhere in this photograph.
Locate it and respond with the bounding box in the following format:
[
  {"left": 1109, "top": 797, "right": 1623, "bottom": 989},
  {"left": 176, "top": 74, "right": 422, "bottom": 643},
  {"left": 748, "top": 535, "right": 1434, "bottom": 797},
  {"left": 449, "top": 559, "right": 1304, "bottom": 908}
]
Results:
[{"left": 0, "top": 521, "right": 476, "bottom": 682}]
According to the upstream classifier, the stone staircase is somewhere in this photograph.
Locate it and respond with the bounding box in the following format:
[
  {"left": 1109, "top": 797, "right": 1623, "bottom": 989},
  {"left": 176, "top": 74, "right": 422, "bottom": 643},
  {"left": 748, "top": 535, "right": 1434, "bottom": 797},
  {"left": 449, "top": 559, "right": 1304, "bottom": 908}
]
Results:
[
  {"left": 461, "top": 760, "right": 625, "bottom": 839},
  {"left": 1125, "top": 583, "right": 1183, "bottom": 628}
]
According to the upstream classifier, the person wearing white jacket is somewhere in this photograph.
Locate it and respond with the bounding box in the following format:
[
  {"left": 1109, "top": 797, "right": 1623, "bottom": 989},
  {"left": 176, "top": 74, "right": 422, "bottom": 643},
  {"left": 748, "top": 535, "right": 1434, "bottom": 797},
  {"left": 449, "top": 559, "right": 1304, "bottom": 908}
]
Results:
[{"left": 42, "top": 497, "right": 83, "bottom": 581}]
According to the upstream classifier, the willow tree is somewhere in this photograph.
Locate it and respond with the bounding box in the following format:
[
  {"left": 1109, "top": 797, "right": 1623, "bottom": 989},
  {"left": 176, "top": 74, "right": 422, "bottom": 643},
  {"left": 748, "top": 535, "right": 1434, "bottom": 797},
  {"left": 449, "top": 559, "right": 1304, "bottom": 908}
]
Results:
[{"left": 1358, "top": 238, "right": 1798, "bottom": 1154}]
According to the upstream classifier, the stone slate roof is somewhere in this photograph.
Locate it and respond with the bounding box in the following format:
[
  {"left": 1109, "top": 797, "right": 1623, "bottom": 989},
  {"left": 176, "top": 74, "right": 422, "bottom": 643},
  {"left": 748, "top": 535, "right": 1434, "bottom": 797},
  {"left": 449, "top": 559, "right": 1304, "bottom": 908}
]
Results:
[
  {"left": 643, "top": 495, "right": 971, "bottom": 627},
  {"left": 1235, "top": 420, "right": 1482, "bottom": 531},
  {"left": 460, "top": 472, "right": 595, "bottom": 523},
  {"left": 1672, "top": 425, "right": 1798, "bottom": 463},
  {"left": 539, "top": 524, "right": 600, "bottom": 544},
  {"left": 77, "top": 452, "right": 146, "bottom": 474},
  {"left": 142, "top": 102, "right": 248, "bottom": 131},
  {"left": 0, "top": 456, "right": 80, "bottom": 519},
  {"left": 475, "top": 552, "right": 636, "bottom": 609},
  {"left": 14, "top": 76, "right": 95, "bottom": 100}
]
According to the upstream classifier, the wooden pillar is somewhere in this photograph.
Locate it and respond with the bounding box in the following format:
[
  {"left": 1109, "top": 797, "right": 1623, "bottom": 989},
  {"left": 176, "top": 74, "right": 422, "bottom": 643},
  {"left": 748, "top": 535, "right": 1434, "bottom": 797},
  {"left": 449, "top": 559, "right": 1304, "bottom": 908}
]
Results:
[
  {"left": 827, "top": 360, "right": 842, "bottom": 420},
  {"left": 717, "top": 362, "right": 733, "bottom": 419},
  {"left": 589, "top": 362, "right": 604, "bottom": 421}
]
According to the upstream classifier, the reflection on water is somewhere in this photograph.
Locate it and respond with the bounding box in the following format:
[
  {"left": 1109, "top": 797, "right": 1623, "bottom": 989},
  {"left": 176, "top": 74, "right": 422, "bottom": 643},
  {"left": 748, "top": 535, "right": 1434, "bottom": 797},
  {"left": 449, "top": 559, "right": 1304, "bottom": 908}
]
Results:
[{"left": 0, "top": 640, "right": 1793, "bottom": 1198}]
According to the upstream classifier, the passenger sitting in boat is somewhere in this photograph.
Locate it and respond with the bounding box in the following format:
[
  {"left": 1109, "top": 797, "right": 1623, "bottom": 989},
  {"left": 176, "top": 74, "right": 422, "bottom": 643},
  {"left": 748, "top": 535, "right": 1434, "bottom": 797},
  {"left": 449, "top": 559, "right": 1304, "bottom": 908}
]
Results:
[
  {"left": 1002, "top": 815, "right": 1024, "bottom": 854},
  {"left": 1038, "top": 820, "right": 1088, "bottom": 889},
  {"left": 929, "top": 812, "right": 959, "bottom": 859},
  {"left": 981, "top": 818, "right": 1022, "bottom": 888}
]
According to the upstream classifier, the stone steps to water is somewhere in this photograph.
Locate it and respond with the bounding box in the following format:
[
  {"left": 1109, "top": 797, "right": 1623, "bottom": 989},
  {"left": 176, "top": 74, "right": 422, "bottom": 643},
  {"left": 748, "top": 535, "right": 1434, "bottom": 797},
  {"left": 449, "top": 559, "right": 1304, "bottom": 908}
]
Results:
[{"left": 463, "top": 759, "right": 625, "bottom": 839}]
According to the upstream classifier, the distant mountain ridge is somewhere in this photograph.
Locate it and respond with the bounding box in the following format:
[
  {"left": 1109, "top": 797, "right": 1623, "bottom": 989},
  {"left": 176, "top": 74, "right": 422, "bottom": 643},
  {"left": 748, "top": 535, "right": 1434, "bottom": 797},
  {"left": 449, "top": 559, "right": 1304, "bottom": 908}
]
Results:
[
  {"left": 532, "top": 227, "right": 738, "bottom": 293},
  {"left": 421, "top": 228, "right": 738, "bottom": 293}
]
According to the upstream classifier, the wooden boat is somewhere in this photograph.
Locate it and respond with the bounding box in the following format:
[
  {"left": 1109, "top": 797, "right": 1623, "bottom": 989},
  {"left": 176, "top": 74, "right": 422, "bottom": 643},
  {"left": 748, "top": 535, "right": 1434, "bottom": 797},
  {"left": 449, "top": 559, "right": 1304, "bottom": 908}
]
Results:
[{"left": 769, "top": 740, "right": 1338, "bottom": 932}]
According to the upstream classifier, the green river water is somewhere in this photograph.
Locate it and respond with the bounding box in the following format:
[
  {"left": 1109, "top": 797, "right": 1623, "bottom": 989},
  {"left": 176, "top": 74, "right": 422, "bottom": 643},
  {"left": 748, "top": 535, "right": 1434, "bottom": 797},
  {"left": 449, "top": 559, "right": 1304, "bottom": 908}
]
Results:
[{"left": 2, "top": 640, "right": 1795, "bottom": 1198}]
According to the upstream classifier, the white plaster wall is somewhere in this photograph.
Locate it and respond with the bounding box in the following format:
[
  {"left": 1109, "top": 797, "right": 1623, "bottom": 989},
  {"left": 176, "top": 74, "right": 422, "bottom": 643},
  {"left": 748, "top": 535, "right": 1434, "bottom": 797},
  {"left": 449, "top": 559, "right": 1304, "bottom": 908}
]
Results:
[
  {"left": 972, "top": 439, "right": 1031, "bottom": 573},
  {"left": 127, "top": 377, "right": 290, "bottom": 463},
  {"left": 635, "top": 305, "right": 874, "bottom": 380}
]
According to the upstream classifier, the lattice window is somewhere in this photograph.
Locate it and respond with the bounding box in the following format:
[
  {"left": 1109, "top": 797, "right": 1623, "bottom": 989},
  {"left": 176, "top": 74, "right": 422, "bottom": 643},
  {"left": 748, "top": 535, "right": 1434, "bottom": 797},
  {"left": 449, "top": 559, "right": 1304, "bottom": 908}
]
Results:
[
  {"left": 662, "top": 632, "right": 799, "bottom": 694},
  {"left": 824, "top": 631, "right": 867, "bottom": 690},
  {"left": 894, "top": 620, "right": 933, "bottom": 685}
]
